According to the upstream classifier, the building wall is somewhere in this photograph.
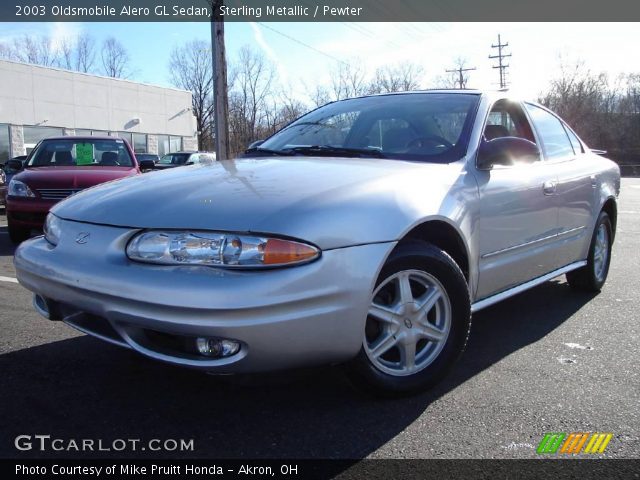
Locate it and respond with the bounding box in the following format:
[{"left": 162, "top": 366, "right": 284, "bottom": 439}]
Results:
[{"left": 0, "top": 59, "right": 198, "bottom": 159}]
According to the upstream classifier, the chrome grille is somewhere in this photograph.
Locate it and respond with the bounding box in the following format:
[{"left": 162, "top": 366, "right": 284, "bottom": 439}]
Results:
[{"left": 37, "top": 188, "right": 83, "bottom": 200}]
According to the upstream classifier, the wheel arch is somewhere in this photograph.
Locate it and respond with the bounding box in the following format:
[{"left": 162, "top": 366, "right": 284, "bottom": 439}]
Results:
[
  {"left": 398, "top": 219, "right": 471, "bottom": 284},
  {"left": 601, "top": 196, "right": 617, "bottom": 243}
]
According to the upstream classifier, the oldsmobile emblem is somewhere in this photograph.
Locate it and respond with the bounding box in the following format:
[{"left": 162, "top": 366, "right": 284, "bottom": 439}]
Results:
[{"left": 75, "top": 232, "right": 90, "bottom": 244}]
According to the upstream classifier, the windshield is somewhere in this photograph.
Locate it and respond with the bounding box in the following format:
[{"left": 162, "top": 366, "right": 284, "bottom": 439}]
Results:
[
  {"left": 158, "top": 153, "right": 191, "bottom": 165},
  {"left": 27, "top": 139, "right": 134, "bottom": 167},
  {"left": 257, "top": 93, "right": 480, "bottom": 162}
]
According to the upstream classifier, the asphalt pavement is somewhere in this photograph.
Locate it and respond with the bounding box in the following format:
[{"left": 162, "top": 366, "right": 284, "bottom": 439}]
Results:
[{"left": 0, "top": 180, "right": 638, "bottom": 460}]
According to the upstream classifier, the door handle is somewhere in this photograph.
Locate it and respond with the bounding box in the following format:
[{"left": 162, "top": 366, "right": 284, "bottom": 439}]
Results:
[{"left": 543, "top": 180, "right": 557, "bottom": 195}]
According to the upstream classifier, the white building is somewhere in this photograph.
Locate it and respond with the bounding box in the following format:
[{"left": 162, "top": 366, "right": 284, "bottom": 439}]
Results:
[{"left": 0, "top": 59, "right": 198, "bottom": 163}]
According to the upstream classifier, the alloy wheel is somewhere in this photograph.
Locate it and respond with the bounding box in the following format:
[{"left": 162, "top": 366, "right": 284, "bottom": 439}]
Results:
[{"left": 364, "top": 269, "right": 452, "bottom": 377}]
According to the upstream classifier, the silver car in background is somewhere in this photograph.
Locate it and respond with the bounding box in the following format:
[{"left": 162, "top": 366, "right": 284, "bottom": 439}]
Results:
[{"left": 14, "top": 91, "right": 620, "bottom": 395}]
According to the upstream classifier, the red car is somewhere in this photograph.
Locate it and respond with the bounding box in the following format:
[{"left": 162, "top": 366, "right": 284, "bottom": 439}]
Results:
[{"left": 6, "top": 136, "right": 154, "bottom": 243}]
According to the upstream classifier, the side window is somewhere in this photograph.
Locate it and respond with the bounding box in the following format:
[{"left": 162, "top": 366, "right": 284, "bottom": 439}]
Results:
[
  {"left": 484, "top": 99, "right": 536, "bottom": 143},
  {"left": 564, "top": 126, "right": 584, "bottom": 154},
  {"left": 525, "top": 104, "right": 575, "bottom": 161}
]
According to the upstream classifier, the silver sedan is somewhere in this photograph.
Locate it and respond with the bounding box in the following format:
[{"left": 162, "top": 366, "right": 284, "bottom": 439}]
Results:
[{"left": 14, "top": 91, "right": 620, "bottom": 394}]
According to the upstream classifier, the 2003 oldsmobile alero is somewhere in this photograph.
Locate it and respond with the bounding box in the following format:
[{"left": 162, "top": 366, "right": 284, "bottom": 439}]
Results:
[{"left": 15, "top": 91, "right": 620, "bottom": 394}]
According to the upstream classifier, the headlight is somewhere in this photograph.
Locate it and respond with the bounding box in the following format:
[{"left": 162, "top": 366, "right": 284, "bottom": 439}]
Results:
[
  {"left": 126, "top": 231, "right": 320, "bottom": 268},
  {"left": 44, "top": 213, "right": 62, "bottom": 246},
  {"left": 0, "top": 170, "right": 6, "bottom": 185},
  {"left": 8, "top": 179, "right": 35, "bottom": 197}
]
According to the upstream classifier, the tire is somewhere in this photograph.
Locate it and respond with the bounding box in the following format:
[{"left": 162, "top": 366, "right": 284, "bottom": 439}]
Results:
[
  {"left": 566, "top": 211, "right": 613, "bottom": 292},
  {"left": 346, "top": 241, "right": 471, "bottom": 396},
  {"left": 8, "top": 221, "right": 30, "bottom": 244}
]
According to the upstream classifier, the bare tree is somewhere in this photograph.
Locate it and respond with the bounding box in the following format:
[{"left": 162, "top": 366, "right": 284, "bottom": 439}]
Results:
[
  {"left": 0, "top": 42, "right": 15, "bottom": 60},
  {"left": 263, "top": 89, "right": 308, "bottom": 134},
  {"left": 76, "top": 33, "right": 97, "bottom": 73},
  {"left": 368, "top": 63, "right": 424, "bottom": 94},
  {"left": 228, "top": 46, "right": 276, "bottom": 155},
  {"left": 539, "top": 60, "right": 613, "bottom": 148},
  {"left": 101, "top": 37, "right": 130, "bottom": 78},
  {"left": 330, "top": 62, "right": 369, "bottom": 100},
  {"left": 10, "top": 35, "right": 58, "bottom": 67},
  {"left": 168, "top": 40, "right": 214, "bottom": 151},
  {"left": 307, "top": 84, "right": 331, "bottom": 107},
  {"left": 539, "top": 58, "right": 640, "bottom": 164},
  {"left": 59, "top": 33, "right": 96, "bottom": 73}
]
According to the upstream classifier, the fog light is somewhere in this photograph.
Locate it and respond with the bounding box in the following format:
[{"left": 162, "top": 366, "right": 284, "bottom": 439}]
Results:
[{"left": 195, "top": 337, "right": 240, "bottom": 357}]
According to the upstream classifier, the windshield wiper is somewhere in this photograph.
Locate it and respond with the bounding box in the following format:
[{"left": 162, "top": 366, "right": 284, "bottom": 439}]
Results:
[
  {"left": 244, "top": 146, "right": 295, "bottom": 156},
  {"left": 286, "top": 145, "right": 386, "bottom": 158}
]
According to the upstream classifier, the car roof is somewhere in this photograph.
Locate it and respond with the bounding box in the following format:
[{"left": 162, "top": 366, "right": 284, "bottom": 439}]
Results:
[{"left": 348, "top": 89, "right": 525, "bottom": 102}]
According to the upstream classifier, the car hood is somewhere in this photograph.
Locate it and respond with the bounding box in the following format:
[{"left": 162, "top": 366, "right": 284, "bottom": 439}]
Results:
[
  {"left": 52, "top": 157, "right": 467, "bottom": 249},
  {"left": 15, "top": 166, "right": 137, "bottom": 189}
]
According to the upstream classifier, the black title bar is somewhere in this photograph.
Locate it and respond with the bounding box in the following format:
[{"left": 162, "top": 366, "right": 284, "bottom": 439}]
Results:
[
  {"left": 4, "top": 459, "right": 640, "bottom": 480},
  {"left": 3, "top": 0, "right": 640, "bottom": 22}
]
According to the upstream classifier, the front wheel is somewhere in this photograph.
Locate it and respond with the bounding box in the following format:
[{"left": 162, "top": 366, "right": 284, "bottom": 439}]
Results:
[
  {"left": 346, "top": 241, "right": 471, "bottom": 396},
  {"left": 566, "top": 211, "right": 612, "bottom": 292}
]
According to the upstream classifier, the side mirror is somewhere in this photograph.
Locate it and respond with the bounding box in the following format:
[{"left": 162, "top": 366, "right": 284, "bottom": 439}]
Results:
[
  {"left": 138, "top": 159, "right": 155, "bottom": 171},
  {"left": 6, "top": 159, "right": 24, "bottom": 172},
  {"left": 247, "top": 140, "right": 264, "bottom": 150},
  {"left": 477, "top": 137, "right": 540, "bottom": 170}
]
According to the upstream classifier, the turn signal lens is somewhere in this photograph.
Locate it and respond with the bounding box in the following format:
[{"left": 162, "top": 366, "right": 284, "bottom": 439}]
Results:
[
  {"left": 126, "top": 231, "right": 319, "bottom": 268},
  {"left": 263, "top": 238, "right": 320, "bottom": 265}
]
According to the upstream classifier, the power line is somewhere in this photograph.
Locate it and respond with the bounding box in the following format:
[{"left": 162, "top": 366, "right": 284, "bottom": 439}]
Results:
[
  {"left": 256, "top": 22, "right": 349, "bottom": 67},
  {"left": 445, "top": 65, "right": 476, "bottom": 89},
  {"left": 489, "top": 34, "right": 511, "bottom": 89}
]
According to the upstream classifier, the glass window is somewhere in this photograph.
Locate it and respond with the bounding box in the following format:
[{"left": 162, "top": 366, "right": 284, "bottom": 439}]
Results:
[
  {"left": 135, "top": 153, "right": 158, "bottom": 163},
  {"left": 564, "top": 126, "right": 584, "bottom": 154},
  {"left": 170, "top": 136, "right": 182, "bottom": 153},
  {"left": 23, "top": 126, "right": 65, "bottom": 153},
  {"left": 525, "top": 104, "right": 574, "bottom": 160},
  {"left": 0, "top": 124, "right": 10, "bottom": 163},
  {"left": 75, "top": 129, "right": 92, "bottom": 137},
  {"left": 91, "top": 130, "right": 109, "bottom": 137},
  {"left": 157, "top": 135, "right": 170, "bottom": 157},
  {"left": 158, "top": 152, "right": 191, "bottom": 165},
  {"left": 133, "top": 133, "right": 147, "bottom": 153},
  {"left": 117, "top": 132, "right": 133, "bottom": 147},
  {"left": 190, "top": 153, "right": 216, "bottom": 165},
  {"left": 484, "top": 100, "right": 536, "bottom": 142},
  {"left": 259, "top": 93, "right": 480, "bottom": 163},
  {"left": 27, "top": 138, "right": 134, "bottom": 167}
]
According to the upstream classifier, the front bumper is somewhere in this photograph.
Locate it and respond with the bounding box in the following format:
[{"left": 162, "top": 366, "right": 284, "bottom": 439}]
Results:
[
  {"left": 6, "top": 197, "right": 57, "bottom": 228},
  {"left": 14, "top": 218, "right": 395, "bottom": 373}
]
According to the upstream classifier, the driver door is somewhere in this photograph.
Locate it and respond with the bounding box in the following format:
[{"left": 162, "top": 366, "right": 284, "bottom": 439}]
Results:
[{"left": 474, "top": 100, "right": 560, "bottom": 299}]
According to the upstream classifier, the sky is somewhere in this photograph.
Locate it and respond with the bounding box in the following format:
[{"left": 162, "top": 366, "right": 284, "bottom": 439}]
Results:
[{"left": 1, "top": 21, "right": 639, "bottom": 102}]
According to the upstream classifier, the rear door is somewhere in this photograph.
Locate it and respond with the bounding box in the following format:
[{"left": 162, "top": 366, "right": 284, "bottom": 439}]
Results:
[
  {"left": 475, "top": 99, "right": 560, "bottom": 299},
  {"left": 524, "top": 103, "right": 597, "bottom": 266}
]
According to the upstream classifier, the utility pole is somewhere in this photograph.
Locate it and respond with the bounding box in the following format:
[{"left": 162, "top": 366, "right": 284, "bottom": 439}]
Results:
[
  {"left": 445, "top": 65, "right": 476, "bottom": 89},
  {"left": 489, "top": 34, "right": 511, "bottom": 89},
  {"left": 210, "top": 0, "right": 229, "bottom": 159}
]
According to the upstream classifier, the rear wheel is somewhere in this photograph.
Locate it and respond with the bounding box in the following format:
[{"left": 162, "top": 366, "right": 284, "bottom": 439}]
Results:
[
  {"left": 8, "top": 220, "right": 30, "bottom": 244},
  {"left": 566, "top": 211, "right": 612, "bottom": 292},
  {"left": 347, "top": 241, "right": 471, "bottom": 396}
]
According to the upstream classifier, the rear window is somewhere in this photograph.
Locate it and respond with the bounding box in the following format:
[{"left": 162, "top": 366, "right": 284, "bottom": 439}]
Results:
[
  {"left": 27, "top": 139, "right": 134, "bottom": 167},
  {"left": 158, "top": 153, "right": 191, "bottom": 165}
]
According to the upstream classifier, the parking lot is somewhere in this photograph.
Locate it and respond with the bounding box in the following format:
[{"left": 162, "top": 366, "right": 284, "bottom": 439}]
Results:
[{"left": 0, "top": 179, "right": 638, "bottom": 460}]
